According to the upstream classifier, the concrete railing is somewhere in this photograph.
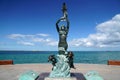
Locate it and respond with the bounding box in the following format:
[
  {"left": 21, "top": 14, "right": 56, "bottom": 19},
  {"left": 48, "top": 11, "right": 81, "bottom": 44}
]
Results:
[
  {"left": 0, "top": 60, "right": 13, "bottom": 65},
  {"left": 108, "top": 60, "right": 120, "bottom": 66}
]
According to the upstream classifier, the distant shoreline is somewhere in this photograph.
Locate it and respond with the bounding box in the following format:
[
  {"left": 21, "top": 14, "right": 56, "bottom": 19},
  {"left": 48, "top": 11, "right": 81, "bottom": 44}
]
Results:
[{"left": 0, "top": 50, "right": 120, "bottom": 52}]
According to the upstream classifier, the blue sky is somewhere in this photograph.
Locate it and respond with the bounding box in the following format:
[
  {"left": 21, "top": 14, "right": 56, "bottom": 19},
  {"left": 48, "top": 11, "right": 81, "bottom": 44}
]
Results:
[{"left": 0, "top": 0, "right": 120, "bottom": 51}]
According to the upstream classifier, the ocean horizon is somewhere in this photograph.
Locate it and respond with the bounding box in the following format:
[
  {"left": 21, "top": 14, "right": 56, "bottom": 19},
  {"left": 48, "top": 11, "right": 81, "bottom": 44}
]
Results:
[{"left": 0, "top": 51, "right": 120, "bottom": 64}]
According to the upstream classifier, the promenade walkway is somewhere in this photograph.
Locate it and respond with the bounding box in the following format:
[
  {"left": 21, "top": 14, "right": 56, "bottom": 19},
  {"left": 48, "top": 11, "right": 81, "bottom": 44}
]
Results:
[{"left": 0, "top": 64, "right": 120, "bottom": 80}]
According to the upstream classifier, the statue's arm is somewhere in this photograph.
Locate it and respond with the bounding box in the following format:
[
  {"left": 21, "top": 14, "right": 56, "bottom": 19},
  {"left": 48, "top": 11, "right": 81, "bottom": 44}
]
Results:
[
  {"left": 56, "top": 19, "right": 60, "bottom": 32},
  {"left": 66, "top": 19, "right": 69, "bottom": 31}
]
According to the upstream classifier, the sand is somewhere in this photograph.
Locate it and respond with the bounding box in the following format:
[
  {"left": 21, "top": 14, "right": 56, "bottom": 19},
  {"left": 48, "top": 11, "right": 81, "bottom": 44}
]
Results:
[{"left": 0, "top": 63, "right": 120, "bottom": 80}]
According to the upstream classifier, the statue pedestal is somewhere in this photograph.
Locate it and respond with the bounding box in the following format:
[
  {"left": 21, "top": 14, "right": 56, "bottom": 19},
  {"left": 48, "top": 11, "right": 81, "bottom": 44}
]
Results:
[{"left": 45, "top": 77, "right": 77, "bottom": 80}]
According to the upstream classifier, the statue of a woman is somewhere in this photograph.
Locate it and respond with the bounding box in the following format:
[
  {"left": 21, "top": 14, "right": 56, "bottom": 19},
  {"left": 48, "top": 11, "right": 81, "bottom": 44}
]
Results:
[{"left": 56, "top": 18, "right": 69, "bottom": 55}]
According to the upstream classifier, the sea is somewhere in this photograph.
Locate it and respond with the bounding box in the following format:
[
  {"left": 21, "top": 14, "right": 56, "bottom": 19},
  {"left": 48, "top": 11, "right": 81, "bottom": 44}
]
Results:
[{"left": 0, "top": 51, "right": 120, "bottom": 64}]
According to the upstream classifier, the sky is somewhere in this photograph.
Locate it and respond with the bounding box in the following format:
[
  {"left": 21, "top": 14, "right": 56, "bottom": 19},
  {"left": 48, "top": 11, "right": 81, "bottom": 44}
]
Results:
[{"left": 0, "top": 0, "right": 120, "bottom": 51}]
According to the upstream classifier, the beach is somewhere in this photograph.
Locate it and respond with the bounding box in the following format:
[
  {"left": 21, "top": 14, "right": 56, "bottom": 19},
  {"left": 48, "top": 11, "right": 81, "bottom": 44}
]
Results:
[{"left": 0, "top": 63, "right": 120, "bottom": 80}]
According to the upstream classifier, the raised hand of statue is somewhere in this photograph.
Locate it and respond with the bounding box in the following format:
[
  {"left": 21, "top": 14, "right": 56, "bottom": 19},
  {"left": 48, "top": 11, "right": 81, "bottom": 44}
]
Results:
[
  {"left": 60, "top": 17, "right": 67, "bottom": 21},
  {"left": 61, "top": 2, "right": 68, "bottom": 21}
]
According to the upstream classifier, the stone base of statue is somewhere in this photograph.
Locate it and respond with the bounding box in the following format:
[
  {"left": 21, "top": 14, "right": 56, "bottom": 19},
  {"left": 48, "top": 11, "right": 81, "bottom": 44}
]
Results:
[
  {"left": 45, "top": 77, "right": 77, "bottom": 80},
  {"left": 49, "top": 54, "right": 70, "bottom": 77}
]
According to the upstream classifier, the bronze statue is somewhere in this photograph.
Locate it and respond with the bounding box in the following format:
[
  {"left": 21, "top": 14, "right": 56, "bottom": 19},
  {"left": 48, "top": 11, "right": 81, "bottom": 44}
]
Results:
[
  {"left": 56, "top": 18, "right": 69, "bottom": 55},
  {"left": 49, "top": 3, "right": 75, "bottom": 77},
  {"left": 56, "top": 3, "right": 69, "bottom": 55}
]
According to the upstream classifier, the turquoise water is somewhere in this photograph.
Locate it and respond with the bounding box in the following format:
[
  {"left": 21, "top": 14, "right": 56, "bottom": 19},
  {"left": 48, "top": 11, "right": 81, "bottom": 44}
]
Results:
[{"left": 0, "top": 51, "right": 120, "bottom": 64}]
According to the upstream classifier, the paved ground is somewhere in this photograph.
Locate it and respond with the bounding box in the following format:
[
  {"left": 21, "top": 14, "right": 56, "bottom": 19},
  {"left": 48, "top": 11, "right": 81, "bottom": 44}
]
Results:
[{"left": 0, "top": 63, "right": 120, "bottom": 80}]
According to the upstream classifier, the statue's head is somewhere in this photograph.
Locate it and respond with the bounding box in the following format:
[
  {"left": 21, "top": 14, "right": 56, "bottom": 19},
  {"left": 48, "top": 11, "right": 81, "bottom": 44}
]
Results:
[{"left": 61, "top": 26, "right": 65, "bottom": 30}]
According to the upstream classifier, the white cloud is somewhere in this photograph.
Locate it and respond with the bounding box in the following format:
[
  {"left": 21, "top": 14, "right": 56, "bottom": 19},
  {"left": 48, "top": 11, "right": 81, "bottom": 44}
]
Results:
[
  {"left": 69, "top": 14, "right": 120, "bottom": 48},
  {"left": 8, "top": 33, "right": 57, "bottom": 46},
  {"left": 32, "top": 37, "right": 57, "bottom": 46},
  {"left": 8, "top": 34, "right": 25, "bottom": 39},
  {"left": 17, "top": 41, "right": 34, "bottom": 46},
  {"left": 7, "top": 34, "right": 35, "bottom": 40},
  {"left": 32, "top": 38, "right": 44, "bottom": 42},
  {"left": 47, "top": 41, "right": 58, "bottom": 46},
  {"left": 37, "top": 33, "right": 49, "bottom": 37},
  {"left": 8, "top": 33, "right": 49, "bottom": 39}
]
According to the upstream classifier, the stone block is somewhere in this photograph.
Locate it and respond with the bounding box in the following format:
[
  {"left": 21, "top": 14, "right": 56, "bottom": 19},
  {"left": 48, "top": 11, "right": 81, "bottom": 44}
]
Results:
[{"left": 19, "top": 70, "right": 38, "bottom": 80}]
